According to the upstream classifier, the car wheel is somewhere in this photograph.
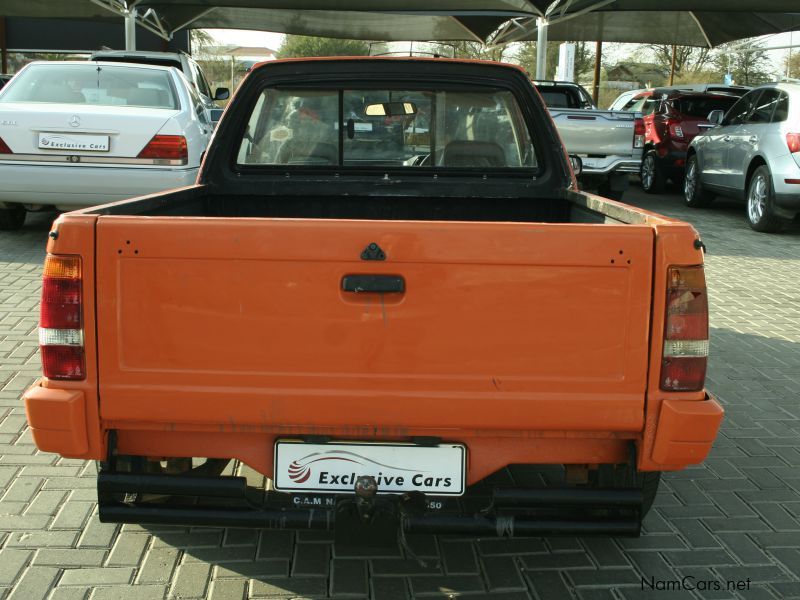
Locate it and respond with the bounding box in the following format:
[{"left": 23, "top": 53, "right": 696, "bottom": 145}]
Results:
[
  {"left": 0, "top": 205, "right": 26, "bottom": 231},
  {"left": 747, "top": 165, "right": 784, "bottom": 233},
  {"left": 684, "top": 155, "right": 714, "bottom": 208},
  {"left": 640, "top": 151, "right": 665, "bottom": 194}
]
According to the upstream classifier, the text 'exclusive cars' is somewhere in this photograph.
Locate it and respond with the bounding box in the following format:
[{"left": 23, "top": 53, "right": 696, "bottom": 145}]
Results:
[{"left": 23, "top": 57, "right": 723, "bottom": 545}]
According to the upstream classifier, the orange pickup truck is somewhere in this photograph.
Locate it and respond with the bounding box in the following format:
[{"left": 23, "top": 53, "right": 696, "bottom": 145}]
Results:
[{"left": 24, "top": 58, "right": 723, "bottom": 542}]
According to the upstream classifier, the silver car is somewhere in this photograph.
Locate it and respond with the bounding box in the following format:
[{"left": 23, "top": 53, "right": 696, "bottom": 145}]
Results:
[{"left": 685, "top": 82, "right": 800, "bottom": 232}]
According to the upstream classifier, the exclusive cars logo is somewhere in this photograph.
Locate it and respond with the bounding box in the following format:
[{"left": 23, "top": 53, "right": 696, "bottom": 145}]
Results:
[{"left": 287, "top": 450, "right": 417, "bottom": 484}]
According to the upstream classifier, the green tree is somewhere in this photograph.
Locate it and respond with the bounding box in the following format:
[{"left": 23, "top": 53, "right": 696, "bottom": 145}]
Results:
[
  {"left": 277, "top": 36, "right": 369, "bottom": 58},
  {"left": 431, "top": 41, "right": 506, "bottom": 62},
  {"left": 715, "top": 41, "right": 773, "bottom": 86},
  {"left": 646, "top": 44, "right": 712, "bottom": 80},
  {"left": 513, "top": 41, "right": 559, "bottom": 79},
  {"left": 783, "top": 50, "right": 800, "bottom": 79}
]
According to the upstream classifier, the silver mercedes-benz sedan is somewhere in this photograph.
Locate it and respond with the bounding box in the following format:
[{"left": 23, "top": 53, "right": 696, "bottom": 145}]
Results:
[{"left": 685, "top": 82, "right": 800, "bottom": 232}]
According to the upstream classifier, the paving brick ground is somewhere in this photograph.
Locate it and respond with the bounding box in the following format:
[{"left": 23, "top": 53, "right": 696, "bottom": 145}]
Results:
[{"left": 1, "top": 187, "right": 799, "bottom": 600}]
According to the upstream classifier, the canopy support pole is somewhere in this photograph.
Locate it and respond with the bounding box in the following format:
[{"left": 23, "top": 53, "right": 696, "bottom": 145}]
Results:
[
  {"left": 0, "top": 17, "right": 7, "bottom": 75},
  {"left": 669, "top": 44, "right": 677, "bottom": 85},
  {"left": 125, "top": 8, "right": 137, "bottom": 51},
  {"left": 536, "top": 18, "right": 548, "bottom": 80},
  {"left": 592, "top": 41, "right": 602, "bottom": 105}
]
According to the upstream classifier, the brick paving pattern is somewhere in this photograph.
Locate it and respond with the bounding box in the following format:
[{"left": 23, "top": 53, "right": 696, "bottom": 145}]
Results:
[{"left": 1, "top": 188, "right": 799, "bottom": 599}]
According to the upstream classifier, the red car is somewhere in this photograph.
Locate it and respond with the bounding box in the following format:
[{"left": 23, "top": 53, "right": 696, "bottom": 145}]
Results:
[{"left": 628, "top": 86, "right": 748, "bottom": 193}]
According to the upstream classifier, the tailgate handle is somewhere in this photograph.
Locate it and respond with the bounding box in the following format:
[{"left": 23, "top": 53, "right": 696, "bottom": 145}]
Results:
[{"left": 342, "top": 275, "right": 405, "bottom": 294}]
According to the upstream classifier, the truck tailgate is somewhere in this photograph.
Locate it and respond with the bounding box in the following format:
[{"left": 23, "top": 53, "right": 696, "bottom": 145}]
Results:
[
  {"left": 96, "top": 217, "right": 654, "bottom": 433},
  {"left": 549, "top": 109, "right": 637, "bottom": 156}
]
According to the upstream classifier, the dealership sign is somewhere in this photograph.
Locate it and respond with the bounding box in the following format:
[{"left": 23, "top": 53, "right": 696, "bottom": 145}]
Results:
[
  {"left": 38, "top": 133, "right": 110, "bottom": 152},
  {"left": 274, "top": 441, "right": 466, "bottom": 495}
]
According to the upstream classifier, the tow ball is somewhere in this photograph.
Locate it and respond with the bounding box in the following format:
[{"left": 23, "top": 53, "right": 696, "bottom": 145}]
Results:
[
  {"left": 334, "top": 475, "right": 399, "bottom": 551},
  {"left": 354, "top": 475, "right": 379, "bottom": 521}
]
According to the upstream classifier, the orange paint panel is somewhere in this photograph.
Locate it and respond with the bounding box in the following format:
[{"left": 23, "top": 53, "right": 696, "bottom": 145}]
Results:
[
  {"left": 24, "top": 385, "right": 88, "bottom": 456},
  {"left": 96, "top": 217, "right": 654, "bottom": 437},
  {"left": 651, "top": 396, "right": 724, "bottom": 466}
]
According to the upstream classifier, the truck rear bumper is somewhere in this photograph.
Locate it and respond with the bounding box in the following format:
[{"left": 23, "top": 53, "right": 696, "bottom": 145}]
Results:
[
  {"left": 651, "top": 395, "right": 724, "bottom": 466},
  {"left": 23, "top": 385, "right": 88, "bottom": 456},
  {"left": 97, "top": 469, "right": 644, "bottom": 538},
  {"left": 24, "top": 382, "right": 723, "bottom": 473},
  {"left": 580, "top": 158, "right": 641, "bottom": 176}
]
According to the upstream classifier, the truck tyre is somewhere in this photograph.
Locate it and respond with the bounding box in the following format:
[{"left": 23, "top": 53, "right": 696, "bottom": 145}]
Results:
[
  {"left": 684, "top": 155, "right": 714, "bottom": 208},
  {"left": 747, "top": 165, "right": 784, "bottom": 233},
  {"left": 640, "top": 151, "right": 665, "bottom": 194},
  {"left": 0, "top": 205, "right": 26, "bottom": 230}
]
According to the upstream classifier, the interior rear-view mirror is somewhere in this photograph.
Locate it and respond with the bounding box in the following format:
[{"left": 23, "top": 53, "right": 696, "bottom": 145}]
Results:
[
  {"left": 365, "top": 102, "right": 418, "bottom": 117},
  {"left": 569, "top": 155, "right": 582, "bottom": 177},
  {"left": 707, "top": 109, "right": 724, "bottom": 126},
  {"left": 214, "top": 87, "right": 230, "bottom": 101}
]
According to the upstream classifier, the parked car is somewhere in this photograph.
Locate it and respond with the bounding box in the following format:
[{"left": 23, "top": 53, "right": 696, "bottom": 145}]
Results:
[
  {"left": 89, "top": 50, "right": 229, "bottom": 116},
  {"left": 640, "top": 87, "right": 748, "bottom": 194},
  {"left": 24, "top": 58, "right": 722, "bottom": 542},
  {"left": 0, "top": 61, "right": 214, "bottom": 229},
  {"left": 686, "top": 82, "right": 800, "bottom": 232},
  {"left": 0, "top": 74, "right": 12, "bottom": 90},
  {"left": 534, "top": 80, "right": 644, "bottom": 199},
  {"left": 607, "top": 88, "right": 646, "bottom": 111}
]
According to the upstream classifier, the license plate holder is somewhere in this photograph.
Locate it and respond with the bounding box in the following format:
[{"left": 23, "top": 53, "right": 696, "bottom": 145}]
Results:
[
  {"left": 38, "top": 133, "right": 110, "bottom": 152},
  {"left": 274, "top": 440, "right": 466, "bottom": 496}
]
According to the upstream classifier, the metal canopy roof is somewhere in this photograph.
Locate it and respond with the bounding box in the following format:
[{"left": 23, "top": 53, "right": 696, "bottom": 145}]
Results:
[
  {"left": 3, "top": 0, "right": 800, "bottom": 47},
  {"left": 490, "top": 1, "right": 800, "bottom": 47},
  {"left": 0, "top": 0, "right": 549, "bottom": 42},
  {"left": 492, "top": 10, "right": 800, "bottom": 47}
]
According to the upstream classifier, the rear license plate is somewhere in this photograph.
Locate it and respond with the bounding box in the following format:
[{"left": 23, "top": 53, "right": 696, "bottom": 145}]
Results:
[
  {"left": 274, "top": 441, "right": 466, "bottom": 496},
  {"left": 38, "top": 133, "right": 109, "bottom": 152}
]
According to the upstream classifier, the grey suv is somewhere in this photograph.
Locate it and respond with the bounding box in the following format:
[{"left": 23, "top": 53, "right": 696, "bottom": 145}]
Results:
[{"left": 685, "top": 82, "right": 800, "bottom": 232}]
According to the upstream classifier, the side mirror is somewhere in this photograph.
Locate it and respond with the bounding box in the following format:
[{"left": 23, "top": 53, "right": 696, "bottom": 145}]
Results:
[
  {"left": 707, "top": 110, "right": 724, "bottom": 126},
  {"left": 214, "top": 87, "right": 230, "bottom": 101},
  {"left": 569, "top": 155, "right": 582, "bottom": 177}
]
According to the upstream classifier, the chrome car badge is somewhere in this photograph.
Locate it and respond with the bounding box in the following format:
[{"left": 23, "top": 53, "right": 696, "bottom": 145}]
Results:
[{"left": 69, "top": 115, "right": 81, "bottom": 128}]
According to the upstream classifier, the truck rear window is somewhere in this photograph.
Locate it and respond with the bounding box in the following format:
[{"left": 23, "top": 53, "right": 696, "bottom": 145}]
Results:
[{"left": 236, "top": 88, "right": 537, "bottom": 169}]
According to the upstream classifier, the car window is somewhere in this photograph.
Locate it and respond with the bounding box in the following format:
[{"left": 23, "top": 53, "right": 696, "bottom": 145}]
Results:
[
  {"left": 620, "top": 95, "right": 646, "bottom": 112},
  {"left": 772, "top": 91, "right": 789, "bottom": 123},
  {"left": 747, "top": 89, "right": 780, "bottom": 124},
  {"left": 0, "top": 63, "right": 179, "bottom": 109},
  {"left": 237, "top": 87, "right": 538, "bottom": 170},
  {"left": 539, "top": 89, "right": 578, "bottom": 108},
  {"left": 723, "top": 90, "right": 760, "bottom": 126},
  {"left": 674, "top": 95, "right": 738, "bottom": 119},
  {"left": 189, "top": 61, "right": 212, "bottom": 98},
  {"left": 190, "top": 60, "right": 213, "bottom": 99}
]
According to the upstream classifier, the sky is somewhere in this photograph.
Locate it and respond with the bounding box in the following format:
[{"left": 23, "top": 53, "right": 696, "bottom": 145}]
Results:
[{"left": 206, "top": 28, "right": 799, "bottom": 77}]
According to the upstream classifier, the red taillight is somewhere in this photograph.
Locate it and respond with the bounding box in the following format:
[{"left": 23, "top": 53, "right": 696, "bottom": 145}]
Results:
[
  {"left": 787, "top": 133, "right": 800, "bottom": 153},
  {"left": 660, "top": 265, "right": 708, "bottom": 392},
  {"left": 137, "top": 135, "right": 188, "bottom": 161},
  {"left": 0, "top": 136, "right": 12, "bottom": 154},
  {"left": 40, "top": 255, "right": 85, "bottom": 380},
  {"left": 634, "top": 118, "right": 645, "bottom": 148}
]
